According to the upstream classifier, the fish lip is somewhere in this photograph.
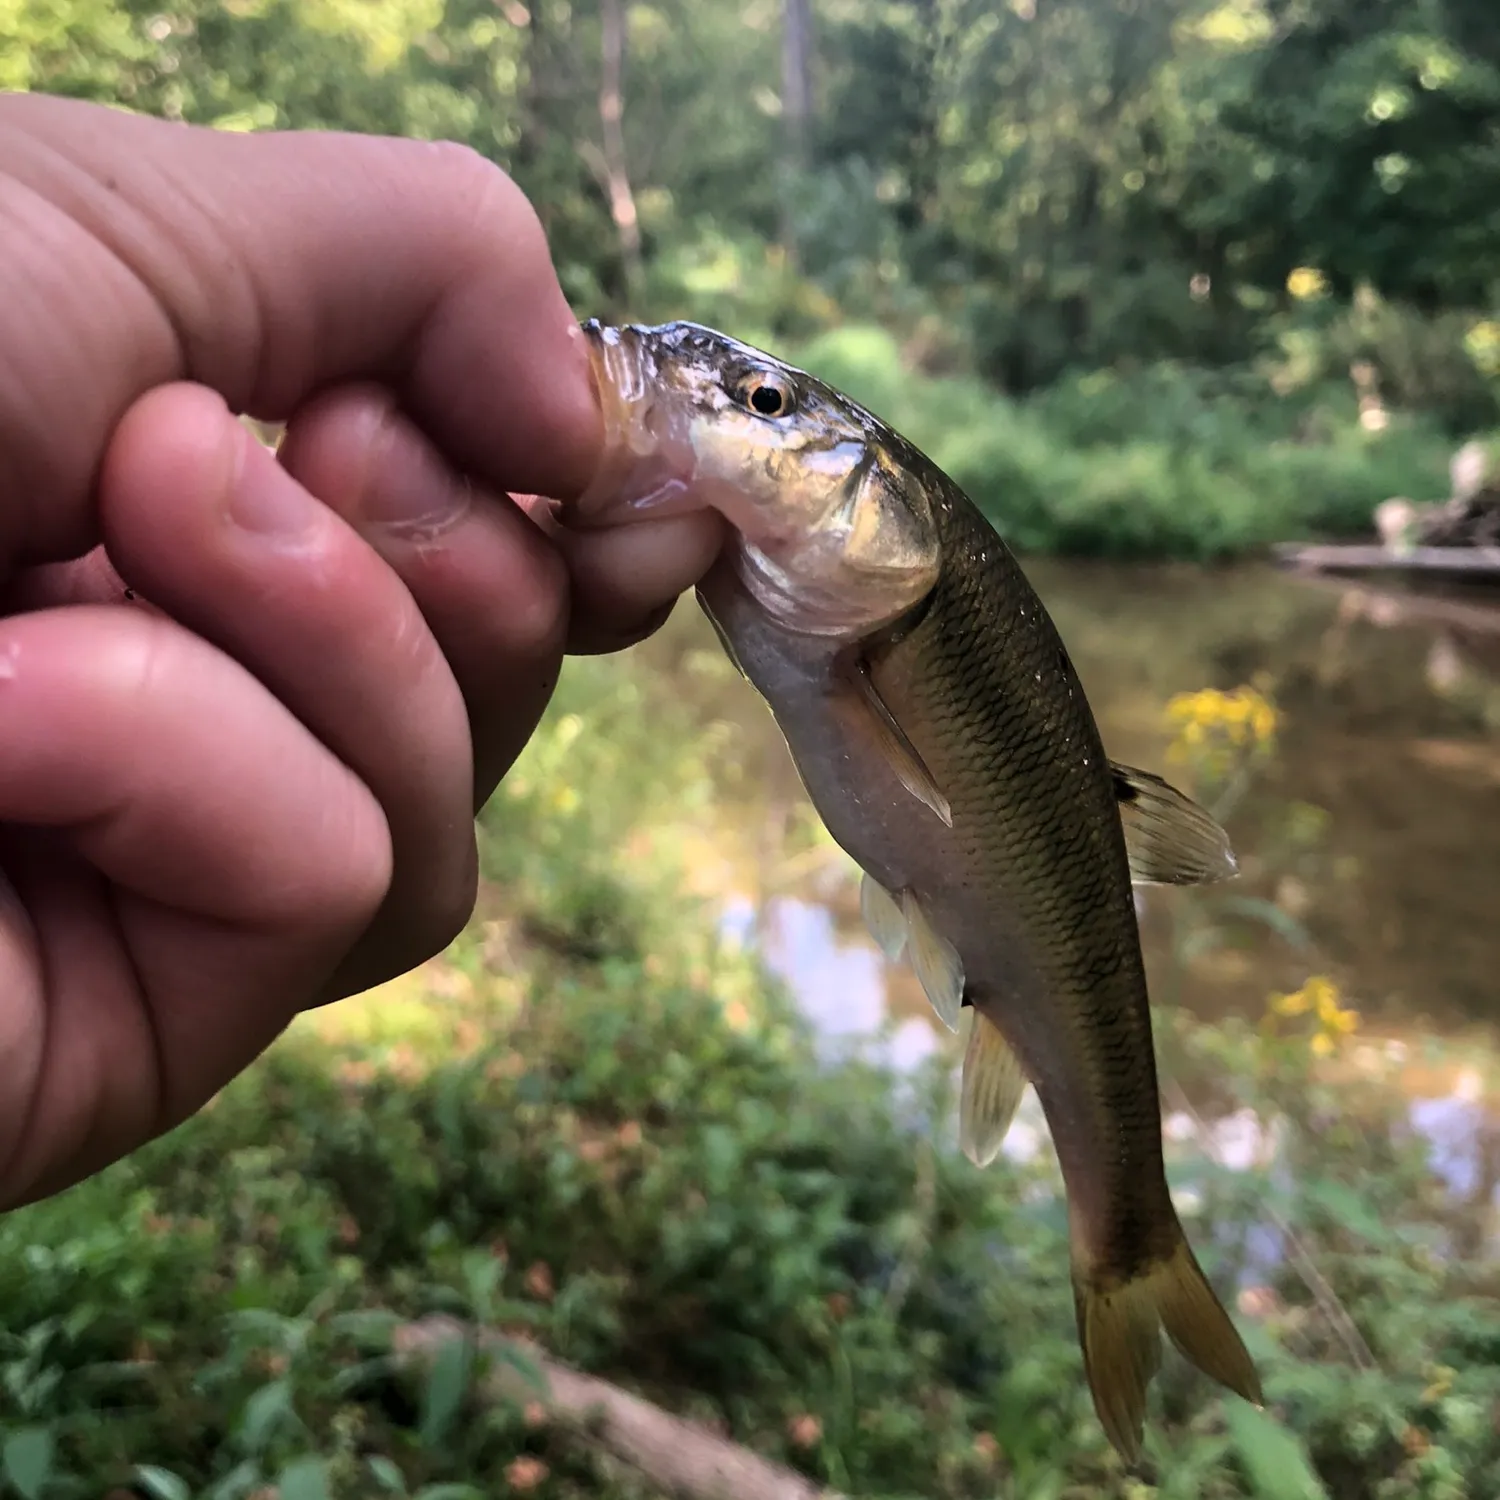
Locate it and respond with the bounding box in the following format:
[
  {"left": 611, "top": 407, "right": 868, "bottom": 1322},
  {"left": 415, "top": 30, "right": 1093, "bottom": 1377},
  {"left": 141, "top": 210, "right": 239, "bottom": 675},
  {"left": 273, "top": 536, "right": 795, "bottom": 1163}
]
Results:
[{"left": 571, "top": 319, "right": 696, "bottom": 529}]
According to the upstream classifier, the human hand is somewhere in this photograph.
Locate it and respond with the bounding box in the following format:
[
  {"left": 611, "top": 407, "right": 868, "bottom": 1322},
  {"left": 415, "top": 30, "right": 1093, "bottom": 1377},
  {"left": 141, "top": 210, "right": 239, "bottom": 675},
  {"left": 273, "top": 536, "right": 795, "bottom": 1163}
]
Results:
[{"left": 0, "top": 93, "right": 723, "bottom": 1209}]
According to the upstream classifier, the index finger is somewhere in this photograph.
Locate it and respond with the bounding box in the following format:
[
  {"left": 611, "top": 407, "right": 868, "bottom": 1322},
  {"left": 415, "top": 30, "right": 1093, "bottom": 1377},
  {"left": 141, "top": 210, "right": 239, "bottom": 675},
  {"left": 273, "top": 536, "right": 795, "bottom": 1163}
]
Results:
[{"left": 0, "top": 94, "right": 601, "bottom": 568}]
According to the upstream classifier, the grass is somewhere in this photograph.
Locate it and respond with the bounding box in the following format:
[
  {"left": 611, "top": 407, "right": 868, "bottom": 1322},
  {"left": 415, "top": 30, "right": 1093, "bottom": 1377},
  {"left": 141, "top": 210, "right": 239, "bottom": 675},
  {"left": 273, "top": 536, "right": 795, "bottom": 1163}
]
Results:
[{"left": 0, "top": 649, "right": 1497, "bottom": 1500}]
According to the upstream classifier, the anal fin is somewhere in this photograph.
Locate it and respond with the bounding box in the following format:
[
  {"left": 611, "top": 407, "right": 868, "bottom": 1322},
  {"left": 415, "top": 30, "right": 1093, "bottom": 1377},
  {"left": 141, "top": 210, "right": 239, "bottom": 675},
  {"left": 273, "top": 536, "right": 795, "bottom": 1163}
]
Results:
[
  {"left": 1111, "top": 762, "right": 1237, "bottom": 886},
  {"left": 901, "top": 891, "right": 964, "bottom": 1032},
  {"left": 959, "top": 1010, "right": 1026, "bottom": 1166},
  {"left": 859, "top": 871, "right": 908, "bottom": 961}
]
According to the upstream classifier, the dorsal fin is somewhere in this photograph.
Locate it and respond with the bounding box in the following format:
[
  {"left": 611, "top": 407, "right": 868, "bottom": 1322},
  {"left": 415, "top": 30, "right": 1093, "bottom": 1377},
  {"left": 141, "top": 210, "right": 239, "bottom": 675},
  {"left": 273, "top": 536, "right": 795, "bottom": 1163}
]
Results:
[{"left": 1111, "top": 762, "right": 1237, "bottom": 886}]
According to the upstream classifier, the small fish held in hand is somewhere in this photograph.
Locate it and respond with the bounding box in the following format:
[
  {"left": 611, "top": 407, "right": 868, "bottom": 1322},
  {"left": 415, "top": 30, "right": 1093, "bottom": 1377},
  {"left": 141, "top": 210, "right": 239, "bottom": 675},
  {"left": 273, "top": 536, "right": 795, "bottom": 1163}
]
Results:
[{"left": 568, "top": 318, "right": 1263, "bottom": 1462}]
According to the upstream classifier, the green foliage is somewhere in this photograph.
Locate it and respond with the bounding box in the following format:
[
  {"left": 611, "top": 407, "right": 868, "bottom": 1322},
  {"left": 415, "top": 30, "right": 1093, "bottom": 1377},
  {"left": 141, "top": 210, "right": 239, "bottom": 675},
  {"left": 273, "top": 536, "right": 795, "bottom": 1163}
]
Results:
[
  {"left": 795, "top": 325, "right": 1451, "bottom": 557},
  {"left": 0, "top": 643, "right": 1496, "bottom": 1497},
  {"left": 3, "top": 0, "right": 1496, "bottom": 552},
  {"left": 1210, "top": 0, "right": 1500, "bottom": 308},
  {"left": 0, "top": 881, "right": 1493, "bottom": 1497}
]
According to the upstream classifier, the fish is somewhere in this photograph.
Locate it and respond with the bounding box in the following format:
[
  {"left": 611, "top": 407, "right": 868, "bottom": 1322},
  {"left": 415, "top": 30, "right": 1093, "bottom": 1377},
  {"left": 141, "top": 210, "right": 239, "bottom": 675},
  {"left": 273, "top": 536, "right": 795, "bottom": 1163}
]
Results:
[{"left": 567, "top": 318, "right": 1264, "bottom": 1462}]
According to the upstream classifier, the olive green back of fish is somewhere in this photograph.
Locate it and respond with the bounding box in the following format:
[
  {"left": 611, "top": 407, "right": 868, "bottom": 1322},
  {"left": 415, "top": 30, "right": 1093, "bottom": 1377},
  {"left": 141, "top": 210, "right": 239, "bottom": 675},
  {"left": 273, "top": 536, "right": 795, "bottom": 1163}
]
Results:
[{"left": 857, "top": 465, "right": 1263, "bottom": 1461}]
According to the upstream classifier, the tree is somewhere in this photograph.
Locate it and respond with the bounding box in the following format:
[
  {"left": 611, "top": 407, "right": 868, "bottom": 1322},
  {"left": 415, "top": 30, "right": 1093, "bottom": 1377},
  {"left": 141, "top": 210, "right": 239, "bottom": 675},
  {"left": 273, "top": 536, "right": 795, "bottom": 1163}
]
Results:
[{"left": 1208, "top": 0, "right": 1500, "bottom": 306}]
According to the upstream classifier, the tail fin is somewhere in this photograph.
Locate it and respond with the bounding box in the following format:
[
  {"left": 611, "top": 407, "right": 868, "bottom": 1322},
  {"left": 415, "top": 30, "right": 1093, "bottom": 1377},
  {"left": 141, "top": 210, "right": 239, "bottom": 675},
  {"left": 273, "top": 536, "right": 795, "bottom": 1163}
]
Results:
[{"left": 1074, "top": 1234, "right": 1263, "bottom": 1464}]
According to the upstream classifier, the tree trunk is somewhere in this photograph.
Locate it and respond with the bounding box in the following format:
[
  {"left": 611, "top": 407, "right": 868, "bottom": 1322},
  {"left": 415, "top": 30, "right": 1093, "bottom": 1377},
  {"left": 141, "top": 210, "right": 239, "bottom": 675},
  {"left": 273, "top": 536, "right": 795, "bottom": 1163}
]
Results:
[
  {"left": 598, "top": 0, "right": 643, "bottom": 301},
  {"left": 779, "top": 0, "right": 814, "bottom": 264},
  {"left": 513, "top": 0, "right": 549, "bottom": 226}
]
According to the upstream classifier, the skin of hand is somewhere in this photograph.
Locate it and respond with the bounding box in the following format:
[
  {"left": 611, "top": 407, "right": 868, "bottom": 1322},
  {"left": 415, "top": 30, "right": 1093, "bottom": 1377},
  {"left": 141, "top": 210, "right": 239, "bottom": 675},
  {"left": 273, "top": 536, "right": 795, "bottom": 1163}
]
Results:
[{"left": 0, "top": 92, "right": 724, "bottom": 1211}]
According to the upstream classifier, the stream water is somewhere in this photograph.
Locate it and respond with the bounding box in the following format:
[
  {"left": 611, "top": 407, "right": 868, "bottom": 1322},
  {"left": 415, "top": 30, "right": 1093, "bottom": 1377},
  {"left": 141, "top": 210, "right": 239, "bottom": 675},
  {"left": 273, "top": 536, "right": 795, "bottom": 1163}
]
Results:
[{"left": 628, "top": 559, "right": 1500, "bottom": 1212}]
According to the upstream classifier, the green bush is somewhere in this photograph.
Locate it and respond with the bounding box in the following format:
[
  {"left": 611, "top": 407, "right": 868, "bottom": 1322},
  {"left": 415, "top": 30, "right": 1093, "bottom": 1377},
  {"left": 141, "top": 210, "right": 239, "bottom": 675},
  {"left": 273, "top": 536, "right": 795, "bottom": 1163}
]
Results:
[
  {"left": 0, "top": 858, "right": 1496, "bottom": 1497},
  {"left": 792, "top": 326, "right": 1454, "bottom": 559},
  {"left": 0, "top": 649, "right": 1494, "bottom": 1499}
]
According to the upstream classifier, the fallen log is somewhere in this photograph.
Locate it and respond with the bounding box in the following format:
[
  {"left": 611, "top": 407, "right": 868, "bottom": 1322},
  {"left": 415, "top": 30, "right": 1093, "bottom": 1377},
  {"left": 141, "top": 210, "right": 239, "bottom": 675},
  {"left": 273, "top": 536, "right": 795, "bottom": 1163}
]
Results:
[
  {"left": 1281, "top": 570, "right": 1500, "bottom": 637},
  {"left": 1272, "top": 542, "right": 1500, "bottom": 577},
  {"left": 395, "top": 1317, "right": 849, "bottom": 1500}
]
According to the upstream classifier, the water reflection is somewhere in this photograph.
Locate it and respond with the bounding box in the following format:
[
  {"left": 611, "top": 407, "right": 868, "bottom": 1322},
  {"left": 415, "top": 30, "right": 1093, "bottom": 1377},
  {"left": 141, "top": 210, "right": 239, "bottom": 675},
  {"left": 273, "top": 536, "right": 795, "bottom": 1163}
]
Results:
[
  {"left": 647, "top": 560, "right": 1500, "bottom": 1037},
  {"left": 719, "top": 891, "right": 1057, "bottom": 1161},
  {"left": 654, "top": 561, "right": 1500, "bottom": 1212},
  {"left": 718, "top": 894, "right": 942, "bottom": 1075}
]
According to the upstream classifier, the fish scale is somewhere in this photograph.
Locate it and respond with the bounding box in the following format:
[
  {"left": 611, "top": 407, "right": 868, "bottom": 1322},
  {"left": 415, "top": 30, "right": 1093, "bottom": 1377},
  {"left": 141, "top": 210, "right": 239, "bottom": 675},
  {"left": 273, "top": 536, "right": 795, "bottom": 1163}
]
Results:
[{"left": 574, "top": 317, "right": 1264, "bottom": 1464}]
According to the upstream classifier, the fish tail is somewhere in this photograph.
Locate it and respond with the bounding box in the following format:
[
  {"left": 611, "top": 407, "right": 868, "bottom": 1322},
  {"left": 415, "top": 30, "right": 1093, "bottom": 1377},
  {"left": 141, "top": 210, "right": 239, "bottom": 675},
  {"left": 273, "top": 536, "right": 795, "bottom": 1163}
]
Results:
[{"left": 1073, "top": 1230, "right": 1263, "bottom": 1463}]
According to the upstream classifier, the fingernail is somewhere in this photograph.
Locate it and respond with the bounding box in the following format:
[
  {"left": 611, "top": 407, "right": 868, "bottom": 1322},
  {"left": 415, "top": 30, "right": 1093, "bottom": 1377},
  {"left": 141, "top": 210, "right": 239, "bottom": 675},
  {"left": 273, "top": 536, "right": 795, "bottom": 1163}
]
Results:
[
  {"left": 361, "top": 410, "right": 470, "bottom": 536},
  {"left": 228, "top": 422, "right": 318, "bottom": 539}
]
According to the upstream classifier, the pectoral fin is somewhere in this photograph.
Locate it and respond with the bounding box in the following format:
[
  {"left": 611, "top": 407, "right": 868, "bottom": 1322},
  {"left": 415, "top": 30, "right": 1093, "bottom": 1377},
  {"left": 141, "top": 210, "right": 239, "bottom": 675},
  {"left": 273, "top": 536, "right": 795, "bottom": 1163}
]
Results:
[
  {"left": 859, "top": 872, "right": 908, "bottom": 961},
  {"left": 902, "top": 892, "right": 964, "bottom": 1032},
  {"left": 960, "top": 1011, "right": 1026, "bottom": 1166},
  {"left": 1111, "top": 763, "right": 1237, "bottom": 886},
  {"left": 850, "top": 666, "right": 953, "bottom": 827}
]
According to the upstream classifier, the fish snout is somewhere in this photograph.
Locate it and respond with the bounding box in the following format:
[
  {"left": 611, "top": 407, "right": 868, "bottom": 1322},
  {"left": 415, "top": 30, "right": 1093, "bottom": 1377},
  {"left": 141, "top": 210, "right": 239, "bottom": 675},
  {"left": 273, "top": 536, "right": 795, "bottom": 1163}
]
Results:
[{"left": 571, "top": 320, "right": 699, "bottom": 529}]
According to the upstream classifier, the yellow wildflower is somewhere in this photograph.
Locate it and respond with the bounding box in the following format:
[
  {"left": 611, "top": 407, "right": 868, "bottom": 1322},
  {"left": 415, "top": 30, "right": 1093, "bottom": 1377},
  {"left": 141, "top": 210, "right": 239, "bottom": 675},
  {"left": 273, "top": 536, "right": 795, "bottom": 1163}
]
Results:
[
  {"left": 1270, "top": 986, "right": 1311, "bottom": 1016},
  {"left": 1287, "top": 266, "right": 1328, "bottom": 300},
  {"left": 1303, "top": 974, "right": 1337, "bottom": 1014},
  {"left": 1266, "top": 974, "right": 1359, "bottom": 1055},
  {"left": 1164, "top": 685, "right": 1280, "bottom": 773},
  {"left": 1295, "top": 977, "right": 1355, "bottom": 1034},
  {"left": 1311, "top": 979, "right": 1359, "bottom": 1035}
]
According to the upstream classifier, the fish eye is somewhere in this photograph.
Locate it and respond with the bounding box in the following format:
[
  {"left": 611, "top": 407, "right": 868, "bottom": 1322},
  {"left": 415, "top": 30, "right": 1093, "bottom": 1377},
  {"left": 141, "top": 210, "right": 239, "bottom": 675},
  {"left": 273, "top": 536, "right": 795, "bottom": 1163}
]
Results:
[{"left": 735, "top": 371, "right": 797, "bottom": 419}]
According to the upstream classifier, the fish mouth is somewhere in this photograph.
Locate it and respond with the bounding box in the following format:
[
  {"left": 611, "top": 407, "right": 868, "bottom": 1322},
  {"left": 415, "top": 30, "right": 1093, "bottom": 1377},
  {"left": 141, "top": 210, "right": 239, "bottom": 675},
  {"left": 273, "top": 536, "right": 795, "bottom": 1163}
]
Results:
[{"left": 571, "top": 320, "right": 701, "bottom": 529}]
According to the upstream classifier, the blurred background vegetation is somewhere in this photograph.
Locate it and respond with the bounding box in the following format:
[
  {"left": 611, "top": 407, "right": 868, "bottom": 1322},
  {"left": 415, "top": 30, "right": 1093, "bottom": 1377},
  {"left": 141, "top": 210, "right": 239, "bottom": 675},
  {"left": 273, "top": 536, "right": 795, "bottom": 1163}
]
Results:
[
  {"left": 4, "top": 3, "right": 1500, "bottom": 1498},
  {"left": 4, "top": 626, "right": 1500, "bottom": 1500},
  {"left": 6, "top": 0, "right": 1500, "bottom": 554}
]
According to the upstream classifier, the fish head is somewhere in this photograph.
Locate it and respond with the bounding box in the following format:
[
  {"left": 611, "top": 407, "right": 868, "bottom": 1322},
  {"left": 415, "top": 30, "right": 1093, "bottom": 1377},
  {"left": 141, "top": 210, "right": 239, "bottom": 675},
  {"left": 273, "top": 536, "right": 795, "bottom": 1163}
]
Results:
[{"left": 575, "top": 319, "right": 940, "bottom": 637}]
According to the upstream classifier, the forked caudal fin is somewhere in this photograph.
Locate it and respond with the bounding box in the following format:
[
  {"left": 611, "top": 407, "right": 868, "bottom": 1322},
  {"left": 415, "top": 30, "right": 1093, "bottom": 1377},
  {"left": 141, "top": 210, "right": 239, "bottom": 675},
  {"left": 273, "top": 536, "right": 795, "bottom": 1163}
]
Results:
[{"left": 1074, "top": 1233, "right": 1263, "bottom": 1464}]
